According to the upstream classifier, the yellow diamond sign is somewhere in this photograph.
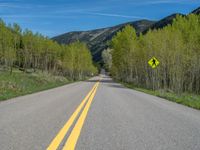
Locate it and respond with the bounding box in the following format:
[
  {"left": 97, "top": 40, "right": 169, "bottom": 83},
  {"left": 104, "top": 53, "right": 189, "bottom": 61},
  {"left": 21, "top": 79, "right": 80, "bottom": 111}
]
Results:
[{"left": 148, "top": 57, "right": 160, "bottom": 69}]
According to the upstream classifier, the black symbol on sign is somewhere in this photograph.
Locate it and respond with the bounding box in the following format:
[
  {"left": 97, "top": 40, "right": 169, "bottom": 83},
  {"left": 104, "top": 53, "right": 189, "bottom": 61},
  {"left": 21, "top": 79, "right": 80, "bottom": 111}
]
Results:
[{"left": 152, "top": 59, "right": 156, "bottom": 66}]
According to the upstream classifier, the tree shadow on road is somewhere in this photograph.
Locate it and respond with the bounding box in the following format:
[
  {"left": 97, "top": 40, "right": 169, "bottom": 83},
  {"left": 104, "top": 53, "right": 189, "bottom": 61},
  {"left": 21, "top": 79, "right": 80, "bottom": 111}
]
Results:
[{"left": 84, "top": 77, "right": 126, "bottom": 89}]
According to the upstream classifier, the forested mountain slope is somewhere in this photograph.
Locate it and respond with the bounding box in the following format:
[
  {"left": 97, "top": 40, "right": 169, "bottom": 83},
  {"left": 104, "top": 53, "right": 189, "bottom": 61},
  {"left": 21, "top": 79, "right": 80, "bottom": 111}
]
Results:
[
  {"left": 52, "top": 20, "right": 155, "bottom": 62},
  {"left": 52, "top": 7, "right": 200, "bottom": 62},
  {"left": 142, "top": 13, "right": 184, "bottom": 34},
  {"left": 192, "top": 6, "right": 200, "bottom": 14}
]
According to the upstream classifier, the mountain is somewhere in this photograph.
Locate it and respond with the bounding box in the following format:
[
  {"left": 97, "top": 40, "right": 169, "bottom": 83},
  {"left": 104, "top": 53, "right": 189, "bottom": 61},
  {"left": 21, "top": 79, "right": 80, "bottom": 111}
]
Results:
[
  {"left": 191, "top": 7, "right": 200, "bottom": 15},
  {"left": 52, "top": 7, "right": 199, "bottom": 63},
  {"left": 142, "top": 13, "right": 184, "bottom": 34},
  {"left": 52, "top": 20, "right": 155, "bottom": 62}
]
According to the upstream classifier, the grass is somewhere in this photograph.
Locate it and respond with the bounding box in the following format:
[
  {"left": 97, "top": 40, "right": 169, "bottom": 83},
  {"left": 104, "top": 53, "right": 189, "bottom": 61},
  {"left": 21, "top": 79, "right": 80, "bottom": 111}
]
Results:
[
  {"left": 0, "top": 69, "right": 70, "bottom": 101},
  {"left": 122, "top": 82, "right": 200, "bottom": 110}
]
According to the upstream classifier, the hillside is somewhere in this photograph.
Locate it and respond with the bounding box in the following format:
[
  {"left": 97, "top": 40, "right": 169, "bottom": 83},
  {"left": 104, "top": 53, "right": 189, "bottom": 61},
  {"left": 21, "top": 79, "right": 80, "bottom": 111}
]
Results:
[
  {"left": 52, "top": 20, "right": 155, "bottom": 62},
  {"left": 142, "top": 13, "right": 184, "bottom": 34},
  {"left": 191, "top": 6, "right": 200, "bottom": 14},
  {"left": 52, "top": 7, "right": 200, "bottom": 63}
]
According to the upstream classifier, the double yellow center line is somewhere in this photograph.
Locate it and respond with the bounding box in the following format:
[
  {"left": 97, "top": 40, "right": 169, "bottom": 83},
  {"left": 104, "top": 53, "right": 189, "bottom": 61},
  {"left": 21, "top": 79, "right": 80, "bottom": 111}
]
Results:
[{"left": 47, "top": 81, "right": 100, "bottom": 150}]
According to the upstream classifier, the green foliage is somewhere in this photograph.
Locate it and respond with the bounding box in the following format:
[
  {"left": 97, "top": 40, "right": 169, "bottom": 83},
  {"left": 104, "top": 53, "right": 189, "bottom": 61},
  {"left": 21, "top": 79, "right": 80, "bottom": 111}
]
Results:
[
  {"left": 111, "top": 14, "right": 200, "bottom": 94},
  {"left": 111, "top": 25, "right": 137, "bottom": 82},
  {"left": 61, "top": 41, "right": 97, "bottom": 80},
  {"left": 0, "top": 19, "right": 97, "bottom": 79}
]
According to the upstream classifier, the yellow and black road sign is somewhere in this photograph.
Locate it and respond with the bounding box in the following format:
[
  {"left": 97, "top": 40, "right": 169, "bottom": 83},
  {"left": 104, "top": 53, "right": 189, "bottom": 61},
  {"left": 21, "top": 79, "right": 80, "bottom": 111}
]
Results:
[{"left": 148, "top": 57, "right": 159, "bottom": 69}]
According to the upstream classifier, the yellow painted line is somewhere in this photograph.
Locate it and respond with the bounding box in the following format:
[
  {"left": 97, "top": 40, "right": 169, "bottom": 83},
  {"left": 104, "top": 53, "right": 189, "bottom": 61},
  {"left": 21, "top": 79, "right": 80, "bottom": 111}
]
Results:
[
  {"left": 47, "top": 82, "right": 98, "bottom": 150},
  {"left": 62, "top": 82, "right": 100, "bottom": 150}
]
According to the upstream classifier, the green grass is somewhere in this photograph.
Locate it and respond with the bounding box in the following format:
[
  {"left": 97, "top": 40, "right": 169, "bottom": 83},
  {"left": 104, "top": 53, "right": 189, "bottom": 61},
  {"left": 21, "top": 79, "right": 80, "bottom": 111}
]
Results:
[
  {"left": 122, "top": 82, "right": 200, "bottom": 110},
  {"left": 0, "top": 70, "right": 70, "bottom": 101}
]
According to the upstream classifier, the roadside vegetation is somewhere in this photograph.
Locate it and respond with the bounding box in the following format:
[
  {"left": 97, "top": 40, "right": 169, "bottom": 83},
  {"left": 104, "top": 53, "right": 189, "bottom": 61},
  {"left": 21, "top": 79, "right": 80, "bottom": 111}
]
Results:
[
  {"left": 0, "top": 19, "right": 97, "bottom": 100},
  {"left": 123, "top": 82, "right": 200, "bottom": 109},
  {"left": 0, "top": 69, "right": 69, "bottom": 100},
  {"left": 102, "top": 14, "right": 200, "bottom": 109}
]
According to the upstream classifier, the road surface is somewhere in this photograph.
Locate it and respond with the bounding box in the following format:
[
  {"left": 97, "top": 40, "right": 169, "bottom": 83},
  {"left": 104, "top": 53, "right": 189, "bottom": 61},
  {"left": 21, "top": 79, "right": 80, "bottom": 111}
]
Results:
[{"left": 0, "top": 74, "right": 200, "bottom": 150}]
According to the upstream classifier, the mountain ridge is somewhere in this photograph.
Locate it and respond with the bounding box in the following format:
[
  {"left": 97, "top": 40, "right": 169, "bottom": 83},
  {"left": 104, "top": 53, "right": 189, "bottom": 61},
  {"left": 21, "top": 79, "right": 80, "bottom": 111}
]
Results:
[{"left": 52, "top": 7, "right": 200, "bottom": 62}]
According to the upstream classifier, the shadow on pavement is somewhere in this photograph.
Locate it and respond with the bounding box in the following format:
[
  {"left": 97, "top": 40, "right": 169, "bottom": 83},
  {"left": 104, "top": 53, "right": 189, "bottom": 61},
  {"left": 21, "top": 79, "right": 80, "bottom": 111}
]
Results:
[{"left": 84, "top": 76, "right": 126, "bottom": 89}]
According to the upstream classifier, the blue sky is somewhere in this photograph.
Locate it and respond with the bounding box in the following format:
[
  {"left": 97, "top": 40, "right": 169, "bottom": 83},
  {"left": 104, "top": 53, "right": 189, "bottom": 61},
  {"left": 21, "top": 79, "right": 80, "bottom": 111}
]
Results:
[{"left": 0, "top": 0, "right": 200, "bottom": 37}]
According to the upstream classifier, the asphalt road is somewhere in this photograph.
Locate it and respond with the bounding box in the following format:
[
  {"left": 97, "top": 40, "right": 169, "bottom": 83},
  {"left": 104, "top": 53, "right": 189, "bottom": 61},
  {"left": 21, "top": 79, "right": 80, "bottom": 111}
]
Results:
[{"left": 0, "top": 74, "right": 200, "bottom": 150}]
